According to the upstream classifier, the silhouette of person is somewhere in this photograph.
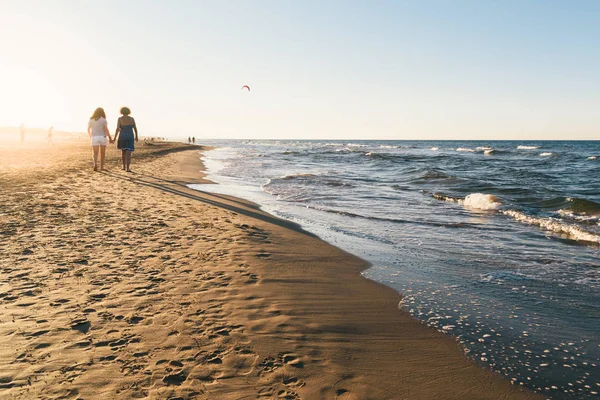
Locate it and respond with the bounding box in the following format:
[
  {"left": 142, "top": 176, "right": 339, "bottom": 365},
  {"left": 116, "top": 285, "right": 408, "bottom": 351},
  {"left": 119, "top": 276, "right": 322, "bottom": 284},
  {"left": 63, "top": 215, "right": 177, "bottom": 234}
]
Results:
[
  {"left": 192, "top": 136, "right": 195, "bottom": 144},
  {"left": 47, "top": 126, "right": 54, "bottom": 145},
  {"left": 114, "top": 106, "right": 139, "bottom": 172},
  {"left": 188, "top": 136, "right": 191, "bottom": 144},
  {"left": 88, "top": 107, "right": 113, "bottom": 171}
]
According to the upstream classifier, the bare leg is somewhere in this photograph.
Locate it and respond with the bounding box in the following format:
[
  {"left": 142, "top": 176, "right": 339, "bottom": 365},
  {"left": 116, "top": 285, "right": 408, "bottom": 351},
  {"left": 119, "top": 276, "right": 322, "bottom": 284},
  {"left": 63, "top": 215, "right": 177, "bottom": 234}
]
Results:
[
  {"left": 92, "top": 146, "right": 100, "bottom": 170},
  {"left": 100, "top": 145, "right": 107, "bottom": 170},
  {"left": 121, "top": 150, "right": 126, "bottom": 170},
  {"left": 126, "top": 151, "right": 133, "bottom": 172}
]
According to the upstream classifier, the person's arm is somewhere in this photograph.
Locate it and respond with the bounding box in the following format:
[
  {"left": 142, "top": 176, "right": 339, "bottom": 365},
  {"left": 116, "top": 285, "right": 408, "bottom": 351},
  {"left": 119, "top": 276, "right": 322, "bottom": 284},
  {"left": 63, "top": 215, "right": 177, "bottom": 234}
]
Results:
[
  {"left": 114, "top": 118, "right": 121, "bottom": 143},
  {"left": 87, "top": 120, "right": 92, "bottom": 138},
  {"left": 133, "top": 118, "right": 138, "bottom": 142},
  {"left": 103, "top": 120, "right": 112, "bottom": 142}
]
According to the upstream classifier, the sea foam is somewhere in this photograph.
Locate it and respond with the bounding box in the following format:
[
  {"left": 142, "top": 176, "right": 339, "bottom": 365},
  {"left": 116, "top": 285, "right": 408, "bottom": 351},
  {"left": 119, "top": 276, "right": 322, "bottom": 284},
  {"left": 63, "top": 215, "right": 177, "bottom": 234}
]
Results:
[
  {"left": 517, "top": 145, "right": 540, "bottom": 150},
  {"left": 502, "top": 210, "right": 600, "bottom": 243},
  {"left": 461, "top": 193, "right": 503, "bottom": 210}
]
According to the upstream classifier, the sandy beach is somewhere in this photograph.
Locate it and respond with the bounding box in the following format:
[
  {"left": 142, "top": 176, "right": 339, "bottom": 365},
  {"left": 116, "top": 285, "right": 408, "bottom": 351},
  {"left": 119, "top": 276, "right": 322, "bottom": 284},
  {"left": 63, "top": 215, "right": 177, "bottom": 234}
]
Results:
[{"left": 0, "top": 140, "right": 542, "bottom": 399}]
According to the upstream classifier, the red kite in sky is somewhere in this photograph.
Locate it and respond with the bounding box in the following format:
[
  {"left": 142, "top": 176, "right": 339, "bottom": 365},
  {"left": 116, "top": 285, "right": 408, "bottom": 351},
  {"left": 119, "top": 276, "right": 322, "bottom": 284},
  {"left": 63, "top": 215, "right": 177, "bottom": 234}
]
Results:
[{"left": 241, "top": 85, "right": 250, "bottom": 91}]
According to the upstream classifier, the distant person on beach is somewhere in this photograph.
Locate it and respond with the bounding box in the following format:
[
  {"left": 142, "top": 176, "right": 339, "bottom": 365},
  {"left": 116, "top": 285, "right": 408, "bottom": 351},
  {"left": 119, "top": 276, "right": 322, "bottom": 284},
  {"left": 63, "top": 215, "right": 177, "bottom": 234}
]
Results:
[
  {"left": 47, "top": 126, "right": 54, "bottom": 145},
  {"left": 19, "top": 124, "right": 25, "bottom": 144},
  {"left": 192, "top": 136, "right": 195, "bottom": 144},
  {"left": 87, "top": 108, "right": 112, "bottom": 171},
  {"left": 188, "top": 136, "right": 191, "bottom": 144},
  {"left": 114, "top": 106, "right": 138, "bottom": 172}
]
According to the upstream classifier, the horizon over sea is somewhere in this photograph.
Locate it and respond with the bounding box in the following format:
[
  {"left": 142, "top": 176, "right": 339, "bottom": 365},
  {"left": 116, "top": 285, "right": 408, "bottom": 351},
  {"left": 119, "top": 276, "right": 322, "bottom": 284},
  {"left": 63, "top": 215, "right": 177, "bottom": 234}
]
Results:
[{"left": 186, "top": 139, "right": 599, "bottom": 399}]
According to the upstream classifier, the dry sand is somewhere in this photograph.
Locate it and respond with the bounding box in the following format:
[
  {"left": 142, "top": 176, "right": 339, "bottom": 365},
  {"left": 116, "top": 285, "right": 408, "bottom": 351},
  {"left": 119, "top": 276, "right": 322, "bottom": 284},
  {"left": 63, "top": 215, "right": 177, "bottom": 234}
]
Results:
[{"left": 0, "top": 140, "right": 542, "bottom": 399}]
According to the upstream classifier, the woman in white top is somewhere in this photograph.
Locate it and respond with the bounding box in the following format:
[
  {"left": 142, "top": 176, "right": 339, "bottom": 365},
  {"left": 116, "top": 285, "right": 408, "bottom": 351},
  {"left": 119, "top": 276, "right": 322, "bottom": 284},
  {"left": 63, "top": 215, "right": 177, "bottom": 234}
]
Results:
[{"left": 87, "top": 107, "right": 113, "bottom": 171}]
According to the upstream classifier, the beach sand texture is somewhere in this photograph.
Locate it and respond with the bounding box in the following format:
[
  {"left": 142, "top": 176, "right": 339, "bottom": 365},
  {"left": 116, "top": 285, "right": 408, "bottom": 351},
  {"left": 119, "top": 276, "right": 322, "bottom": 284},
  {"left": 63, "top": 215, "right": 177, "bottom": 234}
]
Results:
[{"left": 0, "top": 141, "right": 541, "bottom": 399}]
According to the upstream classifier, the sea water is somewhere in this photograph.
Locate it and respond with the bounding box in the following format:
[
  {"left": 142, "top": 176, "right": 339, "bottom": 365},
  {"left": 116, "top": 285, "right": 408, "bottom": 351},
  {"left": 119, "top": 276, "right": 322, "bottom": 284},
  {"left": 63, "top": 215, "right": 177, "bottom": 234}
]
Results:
[{"left": 188, "top": 140, "right": 600, "bottom": 399}]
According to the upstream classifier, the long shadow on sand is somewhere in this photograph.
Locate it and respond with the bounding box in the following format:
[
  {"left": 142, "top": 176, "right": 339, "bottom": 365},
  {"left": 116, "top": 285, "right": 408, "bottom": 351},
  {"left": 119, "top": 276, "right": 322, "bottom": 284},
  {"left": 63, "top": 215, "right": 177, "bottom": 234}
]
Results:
[
  {"left": 132, "top": 171, "right": 257, "bottom": 211},
  {"left": 104, "top": 170, "right": 317, "bottom": 238}
]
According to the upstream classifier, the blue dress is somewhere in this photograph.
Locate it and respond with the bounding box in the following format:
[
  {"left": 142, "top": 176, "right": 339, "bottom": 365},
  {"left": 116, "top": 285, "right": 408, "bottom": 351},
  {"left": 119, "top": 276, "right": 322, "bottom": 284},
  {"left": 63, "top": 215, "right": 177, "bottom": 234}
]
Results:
[{"left": 117, "top": 124, "right": 135, "bottom": 151}]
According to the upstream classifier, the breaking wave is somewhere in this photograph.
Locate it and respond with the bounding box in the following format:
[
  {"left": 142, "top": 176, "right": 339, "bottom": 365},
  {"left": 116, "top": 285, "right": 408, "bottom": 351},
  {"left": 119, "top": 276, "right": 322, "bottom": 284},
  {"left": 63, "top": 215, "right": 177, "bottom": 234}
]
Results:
[{"left": 502, "top": 210, "right": 600, "bottom": 244}]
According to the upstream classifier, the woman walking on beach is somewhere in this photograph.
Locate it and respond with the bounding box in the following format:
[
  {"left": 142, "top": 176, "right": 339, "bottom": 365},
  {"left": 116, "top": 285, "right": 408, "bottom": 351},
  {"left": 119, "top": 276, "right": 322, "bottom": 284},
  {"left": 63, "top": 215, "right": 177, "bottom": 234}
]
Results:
[
  {"left": 114, "top": 107, "right": 138, "bottom": 172},
  {"left": 87, "top": 108, "right": 112, "bottom": 171}
]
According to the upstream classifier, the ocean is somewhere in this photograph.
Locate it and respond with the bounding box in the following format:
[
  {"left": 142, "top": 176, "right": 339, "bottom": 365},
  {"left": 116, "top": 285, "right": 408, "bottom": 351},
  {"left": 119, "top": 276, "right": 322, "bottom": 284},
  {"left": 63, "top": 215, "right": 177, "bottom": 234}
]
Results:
[{"left": 189, "top": 139, "right": 600, "bottom": 399}]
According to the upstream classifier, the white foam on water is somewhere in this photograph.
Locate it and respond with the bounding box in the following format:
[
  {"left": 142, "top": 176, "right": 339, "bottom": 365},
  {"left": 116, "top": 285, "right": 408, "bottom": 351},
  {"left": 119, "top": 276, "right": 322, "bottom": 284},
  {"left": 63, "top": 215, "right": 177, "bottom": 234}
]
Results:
[
  {"left": 587, "top": 156, "right": 597, "bottom": 160},
  {"left": 461, "top": 193, "right": 503, "bottom": 210},
  {"left": 430, "top": 147, "right": 439, "bottom": 151},
  {"left": 517, "top": 145, "right": 540, "bottom": 150},
  {"left": 456, "top": 147, "right": 475, "bottom": 152},
  {"left": 540, "top": 152, "right": 553, "bottom": 157},
  {"left": 502, "top": 210, "right": 600, "bottom": 243},
  {"left": 477, "top": 146, "right": 492, "bottom": 151},
  {"left": 484, "top": 149, "right": 495, "bottom": 156},
  {"left": 557, "top": 209, "right": 600, "bottom": 224}
]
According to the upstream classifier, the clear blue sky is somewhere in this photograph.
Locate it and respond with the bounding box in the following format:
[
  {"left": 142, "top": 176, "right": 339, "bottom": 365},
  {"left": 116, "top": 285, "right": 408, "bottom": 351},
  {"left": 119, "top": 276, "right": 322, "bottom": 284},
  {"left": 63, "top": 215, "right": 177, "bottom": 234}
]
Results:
[{"left": 0, "top": 0, "right": 598, "bottom": 139}]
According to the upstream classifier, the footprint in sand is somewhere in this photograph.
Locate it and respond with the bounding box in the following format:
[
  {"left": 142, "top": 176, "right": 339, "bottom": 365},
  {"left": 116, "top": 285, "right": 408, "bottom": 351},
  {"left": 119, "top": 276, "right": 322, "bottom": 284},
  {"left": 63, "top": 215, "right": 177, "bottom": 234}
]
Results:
[{"left": 70, "top": 318, "right": 91, "bottom": 334}]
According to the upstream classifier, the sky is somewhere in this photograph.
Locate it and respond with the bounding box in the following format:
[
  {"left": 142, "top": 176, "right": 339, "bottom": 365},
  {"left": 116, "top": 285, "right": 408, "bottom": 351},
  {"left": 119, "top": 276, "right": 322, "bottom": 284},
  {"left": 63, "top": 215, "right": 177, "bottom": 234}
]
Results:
[{"left": 0, "top": 0, "right": 598, "bottom": 140}]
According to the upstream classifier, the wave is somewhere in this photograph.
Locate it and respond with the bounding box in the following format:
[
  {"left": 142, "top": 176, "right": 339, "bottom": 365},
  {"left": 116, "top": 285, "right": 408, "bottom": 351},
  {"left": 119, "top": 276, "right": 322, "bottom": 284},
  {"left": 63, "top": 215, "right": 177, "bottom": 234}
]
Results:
[
  {"left": 277, "top": 173, "right": 319, "bottom": 180},
  {"left": 434, "top": 193, "right": 502, "bottom": 210},
  {"left": 540, "top": 152, "right": 553, "bottom": 157},
  {"left": 502, "top": 210, "right": 600, "bottom": 244},
  {"left": 517, "top": 145, "right": 540, "bottom": 150},
  {"left": 588, "top": 156, "right": 597, "bottom": 160},
  {"left": 433, "top": 193, "right": 461, "bottom": 204},
  {"left": 463, "top": 193, "right": 503, "bottom": 210},
  {"left": 563, "top": 197, "right": 600, "bottom": 215},
  {"left": 557, "top": 209, "right": 600, "bottom": 225},
  {"left": 413, "top": 169, "right": 457, "bottom": 182},
  {"left": 430, "top": 147, "right": 439, "bottom": 151},
  {"left": 480, "top": 271, "right": 534, "bottom": 283},
  {"left": 304, "top": 204, "right": 476, "bottom": 229},
  {"left": 456, "top": 147, "right": 475, "bottom": 152},
  {"left": 484, "top": 149, "right": 495, "bottom": 156},
  {"left": 434, "top": 193, "right": 600, "bottom": 242}
]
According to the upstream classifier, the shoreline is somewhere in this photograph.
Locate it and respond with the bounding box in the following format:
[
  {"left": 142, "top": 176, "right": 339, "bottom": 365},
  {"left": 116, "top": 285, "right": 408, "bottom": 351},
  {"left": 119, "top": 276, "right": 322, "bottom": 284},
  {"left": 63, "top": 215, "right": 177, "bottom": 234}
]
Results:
[{"left": 0, "top": 140, "right": 541, "bottom": 399}]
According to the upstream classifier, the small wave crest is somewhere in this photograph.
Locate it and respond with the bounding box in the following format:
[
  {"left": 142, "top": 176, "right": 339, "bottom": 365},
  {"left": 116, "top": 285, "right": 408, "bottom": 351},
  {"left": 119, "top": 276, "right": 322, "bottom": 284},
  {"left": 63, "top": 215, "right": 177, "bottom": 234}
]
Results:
[
  {"left": 587, "top": 156, "right": 597, "bottom": 160},
  {"left": 456, "top": 147, "right": 475, "bottom": 152},
  {"left": 415, "top": 169, "right": 456, "bottom": 181},
  {"left": 434, "top": 193, "right": 502, "bottom": 210},
  {"left": 462, "top": 193, "right": 503, "bottom": 210},
  {"left": 277, "top": 173, "right": 318, "bottom": 180},
  {"left": 480, "top": 271, "right": 534, "bottom": 283},
  {"left": 502, "top": 210, "right": 600, "bottom": 244},
  {"left": 517, "top": 145, "right": 540, "bottom": 150},
  {"left": 539, "top": 152, "right": 553, "bottom": 157},
  {"left": 561, "top": 197, "right": 600, "bottom": 216}
]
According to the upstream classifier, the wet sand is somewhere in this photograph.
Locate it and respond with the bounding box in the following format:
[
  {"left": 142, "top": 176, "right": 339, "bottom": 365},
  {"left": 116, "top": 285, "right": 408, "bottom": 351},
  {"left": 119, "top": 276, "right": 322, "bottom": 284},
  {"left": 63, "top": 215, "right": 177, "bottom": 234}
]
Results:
[{"left": 0, "top": 140, "right": 541, "bottom": 399}]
